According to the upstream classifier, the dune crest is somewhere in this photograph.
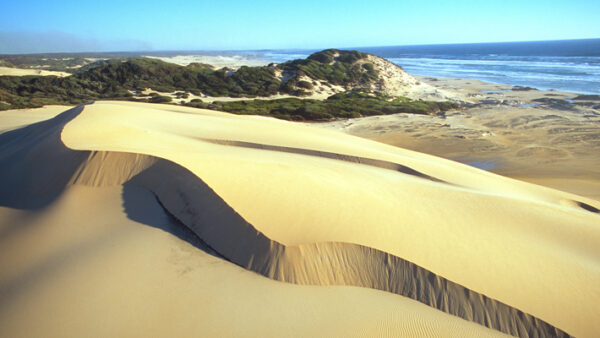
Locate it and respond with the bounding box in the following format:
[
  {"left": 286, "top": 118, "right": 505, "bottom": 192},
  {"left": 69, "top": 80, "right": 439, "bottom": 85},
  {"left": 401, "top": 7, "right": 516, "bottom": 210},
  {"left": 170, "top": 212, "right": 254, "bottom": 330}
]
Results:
[{"left": 2, "top": 102, "right": 599, "bottom": 336}]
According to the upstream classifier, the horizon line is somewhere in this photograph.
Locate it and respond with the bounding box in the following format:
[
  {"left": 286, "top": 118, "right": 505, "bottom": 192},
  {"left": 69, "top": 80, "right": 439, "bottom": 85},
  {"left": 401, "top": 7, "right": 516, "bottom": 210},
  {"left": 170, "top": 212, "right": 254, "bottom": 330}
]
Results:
[{"left": 1, "top": 37, "right": 599, "bottom": 56}]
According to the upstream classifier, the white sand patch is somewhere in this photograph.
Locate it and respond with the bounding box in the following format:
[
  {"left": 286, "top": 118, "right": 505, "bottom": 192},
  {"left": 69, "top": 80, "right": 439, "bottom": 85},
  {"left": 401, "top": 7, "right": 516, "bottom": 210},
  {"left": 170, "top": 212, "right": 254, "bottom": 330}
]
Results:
[
  {"left": 145, "top": 54, "right": 270, "bottom": 69},
  {"left": 358, "top": 55, "right": 465, "bottom": 102},
  {"left": 132, "top": 87, "right": 334, "bottom": 104}
]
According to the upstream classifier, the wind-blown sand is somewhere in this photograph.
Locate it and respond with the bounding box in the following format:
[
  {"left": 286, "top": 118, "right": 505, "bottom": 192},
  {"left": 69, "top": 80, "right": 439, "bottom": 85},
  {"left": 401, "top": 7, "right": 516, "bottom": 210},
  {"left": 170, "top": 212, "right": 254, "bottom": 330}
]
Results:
[{"left": 1, "top": 101, "right": 599, "bottom": 337}]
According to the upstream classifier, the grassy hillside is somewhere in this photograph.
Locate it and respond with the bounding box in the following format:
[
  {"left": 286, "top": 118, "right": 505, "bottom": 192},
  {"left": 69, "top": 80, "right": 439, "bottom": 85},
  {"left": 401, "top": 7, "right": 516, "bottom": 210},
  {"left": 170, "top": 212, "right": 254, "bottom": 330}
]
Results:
[
  {"left": 278, "top": 49, "right": 378, "bottom": 89},
  {"left": 0, "top": 59, "right": 13, "bottom": 67}
]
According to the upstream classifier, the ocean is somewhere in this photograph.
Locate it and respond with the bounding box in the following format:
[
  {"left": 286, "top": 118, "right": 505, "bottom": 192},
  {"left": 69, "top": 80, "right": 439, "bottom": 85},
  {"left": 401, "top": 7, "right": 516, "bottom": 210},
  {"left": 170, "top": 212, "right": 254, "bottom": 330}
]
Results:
[
  {"left": 225, "top": 39, "right": 600, "bottom": 95},
  {"left": 358, "top": 39, "right": 600, "bottom": 94}
]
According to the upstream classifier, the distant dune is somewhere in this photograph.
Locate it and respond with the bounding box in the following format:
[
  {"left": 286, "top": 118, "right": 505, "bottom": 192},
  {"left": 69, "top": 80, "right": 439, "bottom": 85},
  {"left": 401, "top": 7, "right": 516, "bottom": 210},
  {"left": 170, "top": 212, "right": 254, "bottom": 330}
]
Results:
[
  {"left": 0, "top": 66, "right": 70, "bottom": 77},
  {"left": 145, "top": 54, "right": 270, "bottom": 68},
  {"left": 1, "top": 102, "right": 599, "bottom": 337}
]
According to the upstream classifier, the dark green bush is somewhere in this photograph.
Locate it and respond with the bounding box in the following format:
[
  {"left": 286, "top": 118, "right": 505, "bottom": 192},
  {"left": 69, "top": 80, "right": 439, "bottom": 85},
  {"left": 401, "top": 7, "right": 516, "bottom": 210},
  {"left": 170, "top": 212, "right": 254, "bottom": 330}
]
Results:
[
  {"left": 296, "top": 80, "right": 313, "bottom": 89},
  {"left": 307, "top": 50, "right": 335, "bottom": 63},
  {"left": 149, "top": 95, "right": 172, "bottom": 103},
  {"left": 185, "top": 91, "right": 458, "bottom": 121},
  {"left": 278, "top": 49, "right": 376, "bottom": 88}
]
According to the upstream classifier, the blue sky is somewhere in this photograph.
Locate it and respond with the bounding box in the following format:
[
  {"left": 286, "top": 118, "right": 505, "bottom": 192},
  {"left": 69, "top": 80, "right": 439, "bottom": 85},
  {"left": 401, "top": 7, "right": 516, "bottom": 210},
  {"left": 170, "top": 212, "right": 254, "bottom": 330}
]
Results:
[{"left": 0, "top": 0, "right": 599, "bottom": 53}]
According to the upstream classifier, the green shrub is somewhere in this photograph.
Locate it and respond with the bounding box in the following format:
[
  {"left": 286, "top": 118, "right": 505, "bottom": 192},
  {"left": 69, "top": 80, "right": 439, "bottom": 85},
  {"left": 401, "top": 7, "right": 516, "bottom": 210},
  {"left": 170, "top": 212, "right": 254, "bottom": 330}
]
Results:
[
  {"left": 278, "top": 49, "right": 376, "bottom": 87},
  {"left": 296, "top": 80, "right": 313, "bottom": 89},
  {"left": 194, "top": 90, "right": 458, "bottom": 121},
  {"left": 307, "top": 50, "right": 335, "bottom": 63},
  {"left": 149, "top": 95, "right": 172, "bottom": 103}
]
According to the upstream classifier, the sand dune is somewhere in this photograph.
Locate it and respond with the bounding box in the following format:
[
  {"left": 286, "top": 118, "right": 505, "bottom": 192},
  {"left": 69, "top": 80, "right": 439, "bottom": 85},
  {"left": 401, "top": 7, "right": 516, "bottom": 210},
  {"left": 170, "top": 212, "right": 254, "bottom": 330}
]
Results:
[
  {"left": 0, "top": 185, "right": 507, "bottom": 338},
  {"left": 0, "top": 66, "right": 70, "bottom": 77},
  {"left": 1, "top": 101, "right": 599, "bottom": 336},
  {"left": 0, "top": 105, "right": 72, "bottom": 133}
]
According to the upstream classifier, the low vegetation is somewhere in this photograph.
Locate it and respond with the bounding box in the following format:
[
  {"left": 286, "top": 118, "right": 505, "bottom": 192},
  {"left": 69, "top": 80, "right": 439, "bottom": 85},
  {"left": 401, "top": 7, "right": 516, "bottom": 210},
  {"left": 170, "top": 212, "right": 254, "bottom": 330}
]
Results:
[
  {"left": 0, "top": 59, "right": 13, "bottom": 67},
  {"left": 0, "top": 52, "right": 138, "bottom": 72},
  {"left": 0, "top": 55, "right": 91, "bottom": 72},
  {"left": 278, "top": 49, "right": 378, "bottom": 87},
  {"left": 0, "top": 50, "right": 460, "bottom": 120},
  {"left": 148, "top": 95, "right": 172, "bottom": 103},
  {"left": 184, "top": 90, "right": 458, "bottom": 121}
]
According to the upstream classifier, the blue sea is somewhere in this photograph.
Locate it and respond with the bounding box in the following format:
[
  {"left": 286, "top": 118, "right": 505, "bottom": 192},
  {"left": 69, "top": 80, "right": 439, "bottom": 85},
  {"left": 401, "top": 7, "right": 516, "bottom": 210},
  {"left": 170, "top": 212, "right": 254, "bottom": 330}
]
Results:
[{"left": 228, "top": 39, "right": 600, "bottom": 94}]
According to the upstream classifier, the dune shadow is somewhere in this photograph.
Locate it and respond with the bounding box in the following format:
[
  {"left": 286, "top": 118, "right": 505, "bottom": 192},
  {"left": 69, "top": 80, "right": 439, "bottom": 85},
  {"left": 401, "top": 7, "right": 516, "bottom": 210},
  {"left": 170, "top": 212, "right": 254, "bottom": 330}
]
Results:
[
  {"left": 121, "top": 157, "right": 570, "bottom": 338},
  {"left": 576, "top": 201, "right": 600, "bottom": 214},
  {"left": 0, "top": 105, "right": 92, "bottom": 244},
  {"left": 0, "top": 104, "right": 89, "bottom": 210},
  {"left": 202, "top": 138, "right": 445, "bottom": 183},
  {"left": 121, "top": 182, "right": 223, "bottom": 258}
]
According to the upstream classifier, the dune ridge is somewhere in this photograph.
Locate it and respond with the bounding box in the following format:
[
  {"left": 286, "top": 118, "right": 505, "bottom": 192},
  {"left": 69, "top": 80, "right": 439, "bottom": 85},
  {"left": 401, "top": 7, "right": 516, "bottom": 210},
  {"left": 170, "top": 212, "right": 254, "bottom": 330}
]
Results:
[
  {"left": 0, "top": 104, "right": 581, "bottom": 336},
  {"left": 203, "top": 139, "right": 443, "bottom": 182},
  {"left": 132, "top": 157, "right": 569, "bottom": 337}
]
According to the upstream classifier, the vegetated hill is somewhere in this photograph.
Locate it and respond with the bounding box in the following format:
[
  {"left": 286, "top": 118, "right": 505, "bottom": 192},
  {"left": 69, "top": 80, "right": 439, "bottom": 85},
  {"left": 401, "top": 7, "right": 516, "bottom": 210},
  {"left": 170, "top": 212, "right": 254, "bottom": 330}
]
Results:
[
  {"left": 274, "top": 49, "right": 455, "bottom": 100},
  {"left": 274, "top": 50, "right": 379, "bottom": 96},
  {"left": 0, "top": 50, "right": 460, "bottom": 119},
  {"left": 0, "top": 59, "right": 13, "bottom": 67},
  {"left": 0, "top": 57, "right": 282, "bottom": 109},
  {"left": 0, "top": 55, "right": 93, "bottom": 72},
  {"left": 192, "top": 90, "right": 458, "bottom": 121},
  {"left": 0, "top": 52, "right": 144, "bottom": 72}
]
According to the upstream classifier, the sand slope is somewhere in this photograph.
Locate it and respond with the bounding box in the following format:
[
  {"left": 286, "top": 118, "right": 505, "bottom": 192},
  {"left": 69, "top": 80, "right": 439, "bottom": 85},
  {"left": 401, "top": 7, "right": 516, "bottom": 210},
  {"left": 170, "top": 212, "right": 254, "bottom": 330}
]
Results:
[
  {"left": 1, "top": 101, "right": 599, "bottom": 336},
  {"left": 0, "top": 105, "right": 72, "bottom": 133},
  {"left": 1, "top": 184, "right": 508, "bottom": 337},
  {"left": 0, "top": 66, "right": 70, "bottom": 77}
]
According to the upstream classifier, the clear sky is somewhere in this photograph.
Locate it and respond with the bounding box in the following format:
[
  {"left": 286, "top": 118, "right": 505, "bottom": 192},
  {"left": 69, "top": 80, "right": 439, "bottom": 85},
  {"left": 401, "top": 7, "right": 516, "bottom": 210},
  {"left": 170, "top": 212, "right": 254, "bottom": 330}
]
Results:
[{"left": 0, "top": 0, "right": 599, "bottom": 53}]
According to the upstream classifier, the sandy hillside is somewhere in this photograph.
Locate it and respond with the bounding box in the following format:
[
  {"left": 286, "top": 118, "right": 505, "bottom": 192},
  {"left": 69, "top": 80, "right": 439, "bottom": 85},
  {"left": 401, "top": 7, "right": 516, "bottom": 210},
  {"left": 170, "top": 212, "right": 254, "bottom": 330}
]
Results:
[
  {"left": 0, "top": 105, "right": 74, "bottom": 133},
  {"left": 1, "top": 101, "right": 599, "bottom": 337},
  {"left": 137, "top": 51, "right": 461, "bottom": 103},
  {"left": 145, "top": 54, "right": 270, "bottom": 69},
  {"left": 0, "top": 66, "right": 70, "bottom": 77}
]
